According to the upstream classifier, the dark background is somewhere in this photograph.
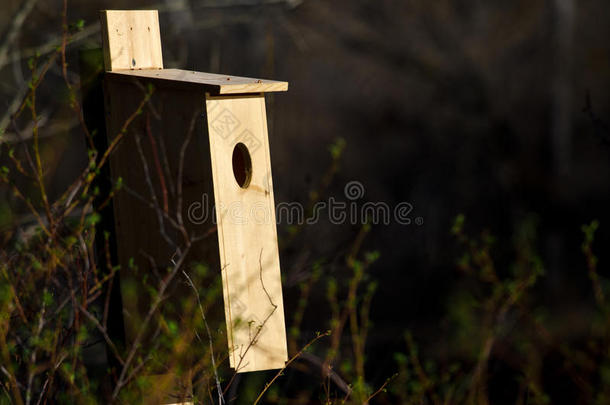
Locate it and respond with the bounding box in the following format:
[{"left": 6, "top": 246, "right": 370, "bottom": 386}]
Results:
[{"left": 1, "top": 0, "right": 609, "bottom": 402}]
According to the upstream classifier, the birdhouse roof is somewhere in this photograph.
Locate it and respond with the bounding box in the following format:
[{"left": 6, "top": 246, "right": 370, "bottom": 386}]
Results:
[{"left": 106, "top": 68, "right": 288, "bottom": 94}]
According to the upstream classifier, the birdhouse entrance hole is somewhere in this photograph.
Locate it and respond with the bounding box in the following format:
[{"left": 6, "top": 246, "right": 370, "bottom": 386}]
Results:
[{"left": 232, "top": 142, "right": 252, "bottom": 188}]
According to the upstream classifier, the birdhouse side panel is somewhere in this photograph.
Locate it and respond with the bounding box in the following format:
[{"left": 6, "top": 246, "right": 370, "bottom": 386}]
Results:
[{"left": 103, "top": 77, "right": 221, "bottom": 350}]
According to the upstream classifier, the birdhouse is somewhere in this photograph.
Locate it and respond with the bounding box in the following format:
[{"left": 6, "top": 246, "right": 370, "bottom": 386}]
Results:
[{"left": 99, "top": 10, "right": 288, "bottom": 374}]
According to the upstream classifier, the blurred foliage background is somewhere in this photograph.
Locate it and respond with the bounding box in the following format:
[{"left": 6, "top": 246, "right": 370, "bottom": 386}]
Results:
[{"left": 1, "top": 0, "right": 610, "bottom": 403}]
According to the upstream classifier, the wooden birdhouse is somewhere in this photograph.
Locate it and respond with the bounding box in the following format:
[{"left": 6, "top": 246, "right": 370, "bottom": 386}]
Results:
[{"left": 99, "top": 10, "right": 288, "bottom": 375}]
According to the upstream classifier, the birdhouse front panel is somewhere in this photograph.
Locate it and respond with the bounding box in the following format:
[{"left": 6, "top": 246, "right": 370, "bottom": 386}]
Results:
[{"left": 206, "top": 94, "right": 288, "bottom": 371}]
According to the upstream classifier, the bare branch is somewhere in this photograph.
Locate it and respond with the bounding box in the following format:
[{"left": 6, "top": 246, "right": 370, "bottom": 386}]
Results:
[
  {"left": 112, "top": 245, "right": 191, "bottom": 400},
  {"left": 182, "top": 270, "right": 224, "bottom": 405},
  {"left": 77, "top": 304, "right": 125, "bottom": 367},
  {"left": 0, "top": 0, "right": 40, "bottom": 68},
  {"left": 253, "top": 331, "right": 330, "bottom": 405}
]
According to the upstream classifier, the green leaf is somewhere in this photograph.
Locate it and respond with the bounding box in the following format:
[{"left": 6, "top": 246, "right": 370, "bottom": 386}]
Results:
[
  {"left": 451, "top": 214, "right": 465, "bottom": 235},
  {"left": 167, "top": 320, "right": 178, "bottom": 335},
  {"left": 85, "top": 212, "right": 101, "bottom": 226},
  {"left": 328, "top": 137, "right": 346, "bottom": 160},
  {"left": 42, "top": 290, "right": 53, "bottom": 306},
  {"left": 364, "top": 250, "right": 380, "bottom": 263}
]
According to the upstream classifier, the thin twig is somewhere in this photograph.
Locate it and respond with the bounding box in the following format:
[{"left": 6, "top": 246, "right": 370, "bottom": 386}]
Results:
[
  {"left": 364, "top": 374, "right": 397, "bottom": 404},
  {"left": 77, "top": 304, "right": 125, "bottom": 366},
  {"left": 145, "top": 112, "right": 169, "bottom": 214},
  {"left": 182, "top": 269, "right": 225, "bottom": 405},
  {"left": 175, "top": 110, "right": 199, "bottom": 245},
  {"left": 253, "top": 331, "right": 331, "bottom": 405},
  {"left": 134, "top": 129, "right": 178, "bottom": 251},
  {"left": 0, "top": 0, "right": 40, "bottom": 68},
  {"left": 112, "top": 245, "right": 191, "bottom": 400},
  {"left": 223, "top": 250, "right": 278, "bottom": 390}
]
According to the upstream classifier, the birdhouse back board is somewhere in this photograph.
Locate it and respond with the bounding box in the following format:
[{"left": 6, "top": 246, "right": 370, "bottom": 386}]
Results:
[{"left": 100, "top": 10, "right": 163, "bottom": 71}]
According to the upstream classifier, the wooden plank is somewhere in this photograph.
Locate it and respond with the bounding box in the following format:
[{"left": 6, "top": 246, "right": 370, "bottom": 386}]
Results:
[
  {"left": 108, "top": 68, "right": 288, "bottom": 94},
  {"left": 103, "top": 79, "right": 218, "bottom": 342},
  {"left": 103, "top": 78, "right": 219, "bottom": 399},
  {"left": 206, "top": 94, "right": 288, "bottom": 371},
  {"left": 100, "top": 10, "right": 163, "bottom": 71}
]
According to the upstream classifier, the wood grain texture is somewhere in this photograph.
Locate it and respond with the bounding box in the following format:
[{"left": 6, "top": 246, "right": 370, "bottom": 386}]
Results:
[
  {"left": 100, "top": 10, "right": 163, "bottom": 71},
  {"left": 206, "top": 94, "right": 288, "bottom": 372},
  {"left": 103, "top": 79, "right": 218, "bottom": 339},
  {"left": 108, "top": 68, "right": 288, "bottom": 94},
  {"left": 103, "top": 78, "right": 222, "bottom": 401}
]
